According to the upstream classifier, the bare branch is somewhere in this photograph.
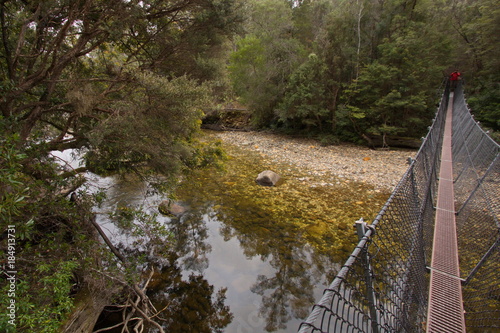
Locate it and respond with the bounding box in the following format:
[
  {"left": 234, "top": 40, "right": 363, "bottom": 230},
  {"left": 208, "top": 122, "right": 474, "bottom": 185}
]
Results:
[
  {"left": 90, "top": 215, "right": 128, "bottom": 263},
  {"left": 129, "top": 301, "right": 166, "bottom": 333}
]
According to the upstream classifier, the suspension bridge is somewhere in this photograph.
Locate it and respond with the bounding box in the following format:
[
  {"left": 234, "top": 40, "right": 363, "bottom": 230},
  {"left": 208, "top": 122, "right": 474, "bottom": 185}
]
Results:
[{"left": 298, "top": 82, "right": 500, "bottom": 332}]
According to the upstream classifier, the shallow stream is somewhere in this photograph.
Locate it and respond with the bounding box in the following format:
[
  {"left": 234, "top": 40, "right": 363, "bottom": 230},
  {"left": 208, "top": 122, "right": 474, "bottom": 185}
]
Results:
[{"left": 57, "top": 132, "right": 391, "bottom": 332}]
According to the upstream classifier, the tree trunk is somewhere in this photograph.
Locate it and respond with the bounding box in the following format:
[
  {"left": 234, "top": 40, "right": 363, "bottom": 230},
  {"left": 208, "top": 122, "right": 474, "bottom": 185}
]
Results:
[
  {"left": 60, "top": 286, "right": 109, "bottom": 333},
  {"left": 331, "top": 85, "right": 340, "bottom": 132}
]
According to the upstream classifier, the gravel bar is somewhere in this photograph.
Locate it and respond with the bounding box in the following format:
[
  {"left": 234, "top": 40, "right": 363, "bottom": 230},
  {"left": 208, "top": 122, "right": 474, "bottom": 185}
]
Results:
[{"left": 213, "top": 131, "right": 418, "bottom": 192}]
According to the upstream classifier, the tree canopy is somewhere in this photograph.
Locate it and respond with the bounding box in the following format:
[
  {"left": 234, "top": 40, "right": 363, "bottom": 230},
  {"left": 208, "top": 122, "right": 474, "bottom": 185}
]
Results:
[
  {"left": 0, "top": 0, "right": 242, "bottom": 331},
  {"left": 228, "top": 0, "right": 499, "bottom": 143}
]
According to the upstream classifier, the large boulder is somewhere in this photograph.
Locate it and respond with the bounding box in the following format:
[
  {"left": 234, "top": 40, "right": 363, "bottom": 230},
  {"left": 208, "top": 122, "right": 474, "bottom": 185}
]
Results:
[
  {"left": 255, "top": 170, "right": 281, "bottom": 186},
  {"left": 158, "top": 200, "right": 187, "bottom": 217}
]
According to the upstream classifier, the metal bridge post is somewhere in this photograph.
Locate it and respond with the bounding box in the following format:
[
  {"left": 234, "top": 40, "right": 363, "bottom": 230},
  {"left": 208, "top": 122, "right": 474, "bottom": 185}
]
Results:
[{"left": 356, "top": 218, "right": 379, "bottom": 333}]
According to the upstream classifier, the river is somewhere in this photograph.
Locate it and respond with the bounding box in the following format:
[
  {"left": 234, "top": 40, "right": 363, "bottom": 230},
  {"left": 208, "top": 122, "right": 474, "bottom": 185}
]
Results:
[{"left": 52, "top": 133, "right": 389, "bottom": 332}]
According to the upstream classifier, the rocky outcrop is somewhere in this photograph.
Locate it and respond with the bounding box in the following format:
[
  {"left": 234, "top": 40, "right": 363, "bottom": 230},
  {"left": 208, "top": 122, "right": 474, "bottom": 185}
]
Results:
[{"left": 255, "top": 170, "right": 281, "bottom": 186}]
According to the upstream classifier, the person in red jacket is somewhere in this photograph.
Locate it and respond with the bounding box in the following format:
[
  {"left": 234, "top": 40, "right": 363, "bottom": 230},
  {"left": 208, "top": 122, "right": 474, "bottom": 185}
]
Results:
[{"left": 450, "top": 71, "right": 461, "bottom": 90}]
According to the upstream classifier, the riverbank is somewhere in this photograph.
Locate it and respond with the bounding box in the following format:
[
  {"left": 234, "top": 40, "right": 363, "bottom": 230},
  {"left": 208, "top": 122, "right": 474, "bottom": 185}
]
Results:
[{"left": 212, "top": 130, "right": 417, "bottom": 192}]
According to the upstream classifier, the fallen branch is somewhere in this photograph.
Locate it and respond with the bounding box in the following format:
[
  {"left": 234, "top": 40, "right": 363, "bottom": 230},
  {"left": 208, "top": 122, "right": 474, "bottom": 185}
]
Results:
[{"left": 89, "top": 215, "right": 127, "bottom": 263}]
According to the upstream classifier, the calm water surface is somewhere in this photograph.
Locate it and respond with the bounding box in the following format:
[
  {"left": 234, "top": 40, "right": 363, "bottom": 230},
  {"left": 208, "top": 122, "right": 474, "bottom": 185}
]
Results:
[{"left": 53, "top": 134, "right": 389, "bottom": 332}]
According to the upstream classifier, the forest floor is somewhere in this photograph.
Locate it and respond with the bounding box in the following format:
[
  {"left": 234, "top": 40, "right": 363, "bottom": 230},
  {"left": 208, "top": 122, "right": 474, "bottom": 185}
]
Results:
[{"left": 213, "top": 130, "right": 417, "bottom": 192}]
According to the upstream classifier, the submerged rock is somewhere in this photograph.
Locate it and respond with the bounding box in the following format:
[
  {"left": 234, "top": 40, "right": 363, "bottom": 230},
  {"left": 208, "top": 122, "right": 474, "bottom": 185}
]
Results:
[
  {"left": 255, "top": 170, "right": 281, "bottom": 186},
  {"left": 159, "top": 200, "right": 187, "bottom": 217}
]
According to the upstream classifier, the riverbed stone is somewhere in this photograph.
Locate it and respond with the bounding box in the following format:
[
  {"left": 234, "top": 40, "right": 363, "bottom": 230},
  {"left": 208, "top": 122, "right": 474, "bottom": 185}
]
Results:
[
  {"left": 159, "top": 200, "right": 187, "bottom": 217},
  {"left": 255, "top": 170, "right": 281, "bottom": 186}
]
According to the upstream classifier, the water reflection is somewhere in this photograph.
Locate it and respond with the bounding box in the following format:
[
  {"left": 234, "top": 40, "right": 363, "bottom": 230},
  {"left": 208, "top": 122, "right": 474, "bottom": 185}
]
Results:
[
  {"left": 170, "top": 214, "right": 330, "bottom": 332},
  {"left": 168, "top": 139, "right": 383, "bottom": 332},
  {"left": 146, "top": 254, "right": 233, "bottom": 333},
  {"left": 170, "top": 209, "right": 212, "bottom": 272},
  {"left": 91, "top": 175, "right": 234, "bottom": 333},
  {"left": 94, "top": 250, "right": 233, "bottom": 333},
  {"left": 172, "top": 191, "right": 338, "bottom": 332},
  {"left": 58, "top": 133, "right": 386, "bottom": 332},
  {"left": 48, "top": 149, "right": 233, "bottom": 332}
]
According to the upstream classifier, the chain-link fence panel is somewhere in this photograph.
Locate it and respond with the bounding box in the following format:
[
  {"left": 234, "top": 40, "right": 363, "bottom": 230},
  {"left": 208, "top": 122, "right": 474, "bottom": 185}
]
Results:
[{"left": 452, "top": 87, "right": 500, "bottom": 332}]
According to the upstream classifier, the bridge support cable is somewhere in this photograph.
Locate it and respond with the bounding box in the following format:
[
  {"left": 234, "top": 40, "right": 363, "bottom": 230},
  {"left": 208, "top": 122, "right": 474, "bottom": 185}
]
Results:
[{"left": 426, "top": 91, "right": 466, "bottom": 332}]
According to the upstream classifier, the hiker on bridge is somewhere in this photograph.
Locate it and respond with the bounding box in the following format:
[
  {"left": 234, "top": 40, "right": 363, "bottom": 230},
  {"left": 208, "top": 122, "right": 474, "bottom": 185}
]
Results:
[{"left": 450, "top": 70, "right": 461, "bottom": 90}]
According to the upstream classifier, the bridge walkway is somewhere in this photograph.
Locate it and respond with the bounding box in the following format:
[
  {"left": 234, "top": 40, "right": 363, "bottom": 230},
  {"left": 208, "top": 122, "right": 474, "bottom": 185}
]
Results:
[{"left": 426, "top": 92, "right": 466, "bottom": 332}]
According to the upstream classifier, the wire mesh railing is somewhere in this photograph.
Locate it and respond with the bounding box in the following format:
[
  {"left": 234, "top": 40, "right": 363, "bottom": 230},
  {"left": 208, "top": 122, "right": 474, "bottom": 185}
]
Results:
[
  {"left": 298, "top": 82, "right": 500, "bottom": 332},
  {"left": 451, "top": 87, "right": 500, "bottom": 332}
]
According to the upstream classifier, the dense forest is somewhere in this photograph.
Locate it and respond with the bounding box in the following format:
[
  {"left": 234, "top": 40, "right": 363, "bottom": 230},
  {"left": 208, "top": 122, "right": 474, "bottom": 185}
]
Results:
[
  {"left": 0, "top": 0, "right": 498, "bottom": 332},
  {"left": 229, "top": 0, "right": 499, "bottom": 145}
]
